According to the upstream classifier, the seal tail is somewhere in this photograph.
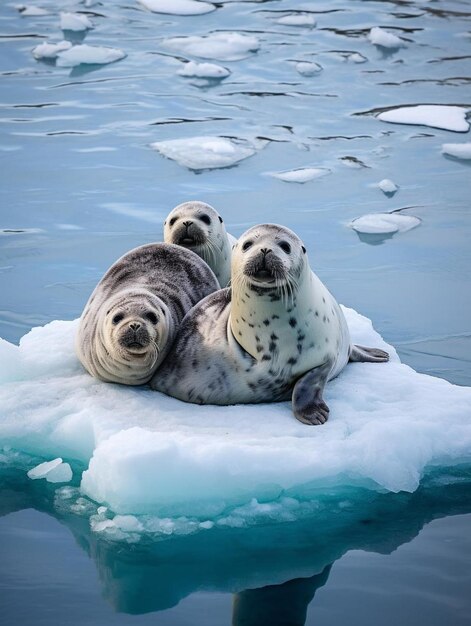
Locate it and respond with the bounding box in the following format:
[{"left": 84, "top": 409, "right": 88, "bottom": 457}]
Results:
[{"left": 349, "top": 344, "right": 389, "bottom": 363}]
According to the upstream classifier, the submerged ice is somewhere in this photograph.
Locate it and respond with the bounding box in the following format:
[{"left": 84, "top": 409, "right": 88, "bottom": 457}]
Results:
[{"left": 1, "top": 308, "right": 471, "bottom": 527}]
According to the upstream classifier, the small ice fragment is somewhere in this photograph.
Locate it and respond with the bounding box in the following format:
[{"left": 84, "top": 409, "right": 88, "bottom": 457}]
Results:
[
  {"left": 138, "top": 0, "right": 216, "bottom": 15},
  {"left": 151, "top": 136, "right": 258, "bottom": 170},
  {"left": 27, "top": 457, "right": 72, "bottom": 483},
  {"left": 378, "top": 105, "right": 469, "bottom": 133},
  {"left": 97, "top": 506, "right": 108, "bottom": 515},
  {"left": 276, "top": 14, "right": 316, "bottom": 27},
  {"left": 442, "top": 142, "right": 471, "bottom": 160},
  {"left": 164, "top": 32, "right": 260, "bottom": 61},
  {"left": 368, "top": 27, "right": 405, "bottom": 49},
  {"left": 295, "top": 61, "right": 322, "bottom": 76},
  {"left": 378, "top": 179, "right": 399, "bottom": 195},
  {"left": 18, "top": 6, "right": 50, "bottom": 16},
  {"left": 177, "top": 60, "right": 230, "bottom": 78},
  {"left": 60, "top": 12, "right": 93, "bottom": 32},
  {"left": 349, "top": 213, "right": 420, "bottom": 235},
  {"left": 199, "top": 520, "right": 214, "bottom": 529},
  {"left": 113, "top": 515, "right": 144, "bottom": 532},
  {"left": 340, "top": 156, "right": 369, "bottom": 168},
  {"left": 349, "top": 53, "right": 367, "bottom": 63},
  {"left": 32, "top": 40, "right": 72, "bottom": 60},
  {"left": 56, "top": 45, "right": 126, "bottom": 67},
  {"left": 269, "top": 167, "right": 331, "bottom": 183}
]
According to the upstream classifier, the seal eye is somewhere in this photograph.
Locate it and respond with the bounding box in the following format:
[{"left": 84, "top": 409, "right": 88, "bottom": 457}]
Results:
[
  {"left": 301, "top": 245, "right": 306, "bottom": 254},
  {"left": 169, "top": 217, "right": 177, "bottom": 227},
  {"left": 112, "top": 313, "right": 124, "bottom": 325},
  {"left": 200, "top": 214, "right": 211, "bottom": 225},
  {"left": 218, "top": 216, "right": 223, "bottom": 223},
  {"left": 145, "top": 311, "right": 158, "bottom": 325},
  {"left": 242, "top": 240, "right": 253, "bottom": 252},
  {"left": 279, "top": 241, "right": 291, "bottom": 254}
]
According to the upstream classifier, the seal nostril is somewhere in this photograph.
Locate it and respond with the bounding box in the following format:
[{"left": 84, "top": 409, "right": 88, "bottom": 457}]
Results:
[
  {"left": 183, "top": 221, "right": 193, "bottom": 228},
  {"left": 129, "top": 322, "right": 141, "bottom": 331},
  {"left": 260, "top": 248, "right": 271, "bottom": 256}
]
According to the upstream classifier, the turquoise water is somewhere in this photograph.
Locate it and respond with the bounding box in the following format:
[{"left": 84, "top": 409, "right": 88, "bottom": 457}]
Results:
[{"left": 1, "top": 0, "right": 471, "bottom": 623}]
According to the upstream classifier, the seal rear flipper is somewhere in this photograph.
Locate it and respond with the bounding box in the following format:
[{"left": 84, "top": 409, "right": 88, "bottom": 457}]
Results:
[
  {"left": 349, "top": 344, "right": 389, "bottom": 363},
  {"left": 292, "top": 361, "right": 332, "bottom": 426}
]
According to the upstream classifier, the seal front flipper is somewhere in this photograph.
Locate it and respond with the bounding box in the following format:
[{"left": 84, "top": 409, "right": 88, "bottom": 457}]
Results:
[
  {"left": 292, "top": 360, "right": 333, "bottom": 426},
  {"left": 349, "top": 345, "right": 389, "bottom": 363}
]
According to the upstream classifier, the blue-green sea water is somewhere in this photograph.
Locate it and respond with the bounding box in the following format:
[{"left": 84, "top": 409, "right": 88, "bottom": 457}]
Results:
[{"left": 1, "top": 0, "right": 470, "bottom": 624}]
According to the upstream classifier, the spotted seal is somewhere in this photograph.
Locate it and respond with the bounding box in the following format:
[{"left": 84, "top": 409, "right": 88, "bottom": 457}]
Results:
[
  {"left": 151, "top": 224, "right": 389, "bottom": 424},
  {"left": 76, "top": 243, "right": 219, "bottom": 386},
  {"left": 163, "top": 201, "right": 237, "bottom": 287}
]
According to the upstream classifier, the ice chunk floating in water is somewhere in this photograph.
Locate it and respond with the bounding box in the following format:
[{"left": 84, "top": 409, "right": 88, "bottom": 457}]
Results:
[
  {"left": 151, "top": 136, "right": 259, "bottom": 170},
  {"left": 368, "top": 27, "right": 405, "bottom": 49},
  {"left": 349, "top": 212, "right": 421, "bottom": 235},
  {"left": 163, "top": 32, "right": 260, "bottom": 61},
  {"left": 32, "top": 40, "right": 72, "bottom": 60},
  {"left": 295, "top": 61, "right": 322, "bottom": 77},
  {"left": 377, "top": 105, "right": 470, "bottom": 133},
  {"left": 56, "top": 45, "right": 127, "bottom": 67},
  {"left": 177, "top": 60, "right": 230, "bottom": 78},
  {"left": 442, "top": 143, "right": 471, "bottom": 160},
  {"left": 1, "top": 308, "right": 471, "bottom": 523},
  {"left": 138, "top": 0, "right": 216, "bottom": 15},
  {"left": 60, "top": 12, "right": 93, "bottom": 32},
  {"left": 268, "top": 167, "right": 331, "bottom": 183},
  {"left": 276, "top": 14, "right": 316, "bottom": 28},
  {"left": 27, "top": 458, "right": 72, "bottom": 483},
  {"left": 378, "top": 179, "right": 399, "bottom": 196}
]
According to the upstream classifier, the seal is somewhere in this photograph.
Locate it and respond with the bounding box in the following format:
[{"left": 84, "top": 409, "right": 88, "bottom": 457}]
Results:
[
  {"left": 76, "top": 243, "right": 219, "bottom": 386},
  {"left": 151, "top": 224, "right": 389, "bottom": 424},
  {"left": 163, "top": 201, "right": 237, "bottom": 287}
]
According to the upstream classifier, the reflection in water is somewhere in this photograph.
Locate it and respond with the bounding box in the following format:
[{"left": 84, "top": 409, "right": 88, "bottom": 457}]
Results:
[{"left": 1, "top": 462, "right": 471, "bottom": 622}]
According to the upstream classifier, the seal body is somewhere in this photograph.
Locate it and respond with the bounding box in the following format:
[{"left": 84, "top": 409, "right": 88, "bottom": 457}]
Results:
[
  {"left": 76, "top": 243, "right": 219, "bottom": 386},
  {"left": 163, "top": 201, "right": 236, "bottom": 287},
  {"left": 152, "top": 224, "right": 388, "bottom": 424}
]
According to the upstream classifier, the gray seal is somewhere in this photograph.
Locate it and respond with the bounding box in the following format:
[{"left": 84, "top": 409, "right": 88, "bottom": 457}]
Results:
[
  {"left": 76, "top": 243, "right": 219, "bottom": 386},
  {"left": 164, "top": 201, "right": 237, "bottom": 287},
  {"left": 151, "top": 224, "right": 388, "bottom": 424}
]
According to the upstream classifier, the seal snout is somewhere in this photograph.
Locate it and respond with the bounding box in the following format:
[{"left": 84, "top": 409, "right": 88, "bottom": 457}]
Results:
[
  {"left": 244, "top": 248, "right": 284, "bottom": 285},
  {"left": 119, "top": 321, "right": 152, "bottom": 352}
]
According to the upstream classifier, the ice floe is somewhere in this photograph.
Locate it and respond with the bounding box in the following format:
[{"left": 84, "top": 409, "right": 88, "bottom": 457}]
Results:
[
  {"left": 138, "top": 0, "right": 216, "bottom": 15},
  {"left": 268, "top": 167, "right": 331, "bottom": 183},
  {"left": 442, "top": 142, "right": 471, "bottom": 160},
  {"left": 295, "top": 61, "right": 323, "bottom": 76},
  {"left": 2, "top": 307, "right": 471, "bottom": 523},
  {"left": 56, "top": 45, "right": 127, "bottom": 67},
  {"left": 377, "top": 105, "right": 470, "bottom": 133},
  {"left": 177, "top": 60, "right": 230, "bottom": 78},
  {"left": 163, "top": 32, "right": 260, "bottom": 61},
  {"left": 27, "top": 458, "right": 72, "bottom": 483},
  {"left": 378, "top": 179, "right": 399, "bottom": 195},
  {"left": 32, "top": 40, "right": 72, "bottom": 60},
  {"left": 276, "top": 14, "right": 316, "bottom": 27},
  {"left": 150, "top": 136, "right": 260, "bottom": 170},
  {"left": 368, "top": 27, "right": 405, "bottom": 49},
  {"left": 60, "top": 12, "right": 94, "bottom": 32},
  {"left": 349, "top": 212, "right": 420, "bottom": 235},
  {"left": 17, "top": 5, "right": 50, "bottom": 16}
]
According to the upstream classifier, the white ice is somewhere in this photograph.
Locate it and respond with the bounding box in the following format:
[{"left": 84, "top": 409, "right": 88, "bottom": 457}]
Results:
[
  {"left": 150, "top": 136, "right": 259, "bottom": 170},
  {"left": 163, "top": 32, "right": 260, "bottom": 61},
  {"left": 32, "top": 40, "right": 72, "bottom": 60},
  {"left": 368, "top": 27, "right": 405, "bottom": 49},
  {"left": 268, "top": 167, "right": 331, "bottom": 183},
  {"left": 27, "top": 457, "right": 72, "bottom": 483},
  {"left": 2, "top": 308, "right": 471, "bottom": 523},
  {"left": 442, "top": 142, "right": 471, "bottom": 160},
  {"left": 276, "top": 14, "right": 316, "bottom": 27},
  {"left": 60, "top": 12, "right": 94, "bottom": 32},
  {"left": 349, "top": 212, "right": 420, "bottom": 234},
  {"left": 56, "top": 45, "right": 127, "bottom": 67},
  {"left": 378, "top": 179, "right": 399, "bottom": 195},
  {"left": 138, "top": 0, "right": 216, "bottom": 15},
  {"left": 17, "top": 5, "right": 49, "bottom": 16},
  {"left": 295, "top": 61, "right": 322, "bottom": 76},
  {"left": 177, "top": 60, "right": 230, "bottom": 78},
  {"left": 377, "top": 105, "right": 470, "bottom": 133}
]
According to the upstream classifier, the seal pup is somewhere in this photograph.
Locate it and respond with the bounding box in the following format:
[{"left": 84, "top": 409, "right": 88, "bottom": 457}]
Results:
[
  {"left": 76, "top": 243, "right": 219, "bottom": 386},
  {"left": 151, "top": 224, "right": 389, "bottom": 424},
  {"left": 163, "top": 201, "right": 237, "bottom": 287}
]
